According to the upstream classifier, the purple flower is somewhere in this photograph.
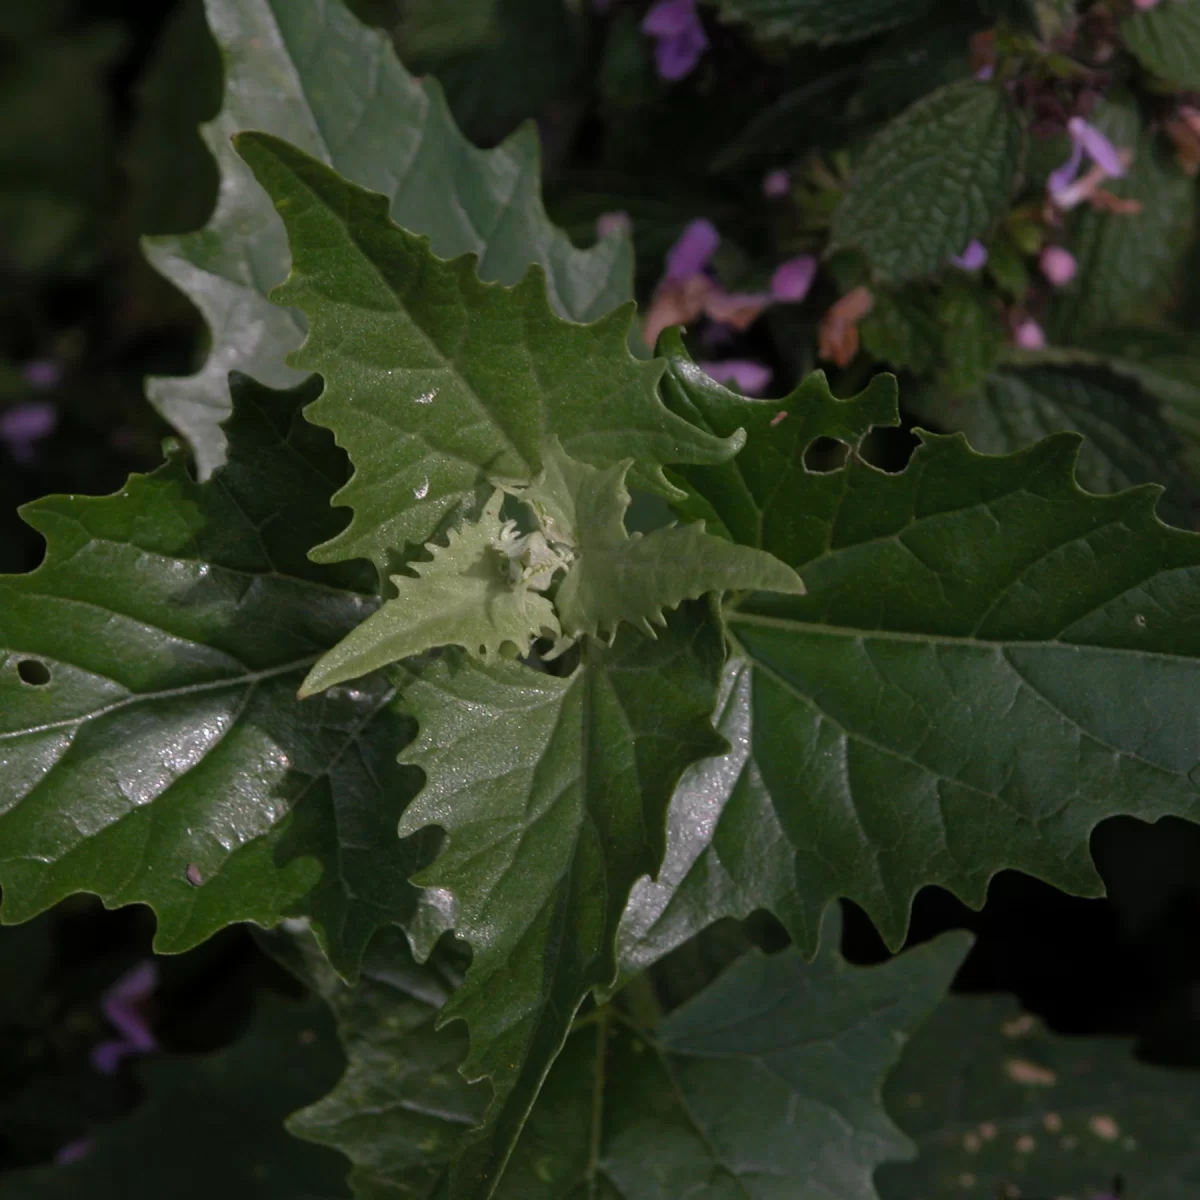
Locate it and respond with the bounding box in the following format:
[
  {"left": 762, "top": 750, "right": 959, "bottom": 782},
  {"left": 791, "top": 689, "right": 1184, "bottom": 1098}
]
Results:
[
  {"left": 1, "top": 401, "right": 57, "bottom": 464},
  {"left": 1049, "top": 117, "right": 1127, "bottom": 208},
  {"left": 91, "top": 961, "right": 158, "bottom": 1075},
  {"left": 22, "top": 359, "right": 62, "bottom": 390},
  {"left": 642, "top": 0, "right": 708, "bottom": 81},
  {"left": 54, "top": 1137, "right": 94, "bottom": 1166},
  {"left": 698, "top": 359, "right": 772, "bottom": 395},
  {"left": 596, "top": 210, "right": 632, "bottom": 240},
  {"left": 1040, "top": 245, "right": 1077, "bottom": 287},
  {"left": 950, "top": 240, "right": 988, "bottom": 271},
  {"left": 770, "top": 255, "right": 817, "bottom": 302},
  {"left": 762, "top": 169, "right": 790, "bottom": 198},
  {"left": 664, "top": 217, "right": 719, "bottom": 280},
  {"left": 1013, "top": 317, "right": 1046, "bottom": 350}
]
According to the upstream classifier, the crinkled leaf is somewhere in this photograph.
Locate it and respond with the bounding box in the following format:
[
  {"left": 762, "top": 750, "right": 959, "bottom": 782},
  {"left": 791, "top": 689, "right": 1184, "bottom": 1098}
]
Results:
[
  {"left": 1046, "top": 99, "right": 1195, "bottom": 343},
  {"left": 709, "top": 0, "right": 938, "bottom": 46},
  {"left": 1123, "top": 0, "right": 1200, "bottom": 90},
  {"left": 236, "top": 133, "right": 739, "bottom": 575},
  {"left": 288, "top": 909, "right": 967, "bottom": 1199},
  {"left": 300, "top": 492, "right": 559, "bottom": 697},
  {"left": 626, "top": 336, "right": 1200, "bottom": 966},
  {"left": 934, "top": 280, "right": 1006, "bottom": 398},
  {"left": 832, "top": 81, "right": 1025, "bottom": 282},
  {"left": 860, "top": 287, "right": 943, "bottom": 374},
  {"left": 3, "top": 996, "right": 349, "bottom": 1199},
  {"left": 908, "top": 356, "right": 1198, "bottom": 526},
  {"left": 512, "top": 440, "right": 803, "bottom": 642},
  {"left": 144, "top": 0, "right": 633, "bottom": 478},
  {"left": 878, "top": 994, "right": 1200, "bottom": 1198},
  {"left": 273, "top": 924, "right": 484, "bottom": 1199},
  {"left": 0, "top": 376, "right": 429, "bottom": 978},
  {"left": 392, "top": 603, "right": 727, "bottom": 1198}
]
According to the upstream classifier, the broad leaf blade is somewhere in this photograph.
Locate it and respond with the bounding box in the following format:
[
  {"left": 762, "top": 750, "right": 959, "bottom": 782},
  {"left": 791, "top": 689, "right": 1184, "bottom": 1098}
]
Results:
[
  {"left": 832, "top": 81, "right": 1025, "bottom": 282},
  {"left": 236, "top": 134, "right": 739, "bottom": 574},
  {"left": 393, "top": 604, "right": 727, "bottom": 1197},
  {"left": 627, "top": 338, "right": 1200, "bottom": 966},
  {"left": 909, "top": 356, "right": 1198, "bottom": 526},
  {"left": 3, "top": 996, "right": 349, "bottom": 1199},
  {"left": 709, "top": 0, "right": 938, "bottom": 46},
  {"left": 1123, "top": 0, "right": 1200, "bottom": 89},
  {"left": 0, "top": 377, "right": 427, "bottom": 977},
  {"left": 144, "top": 0, "right": 633, "bottom": 478},
  {"left": 879, "top": 994, "right": 1200, "bottom": 1198}
]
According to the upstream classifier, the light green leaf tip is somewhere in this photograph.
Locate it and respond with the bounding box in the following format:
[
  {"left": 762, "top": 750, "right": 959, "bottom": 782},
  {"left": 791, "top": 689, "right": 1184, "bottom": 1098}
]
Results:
[
  {"left": 512, "top": 438, "right": 805, "bottom": 643},
  {"left": 299, "top": 492, "right": 560, "bottom": 698}
]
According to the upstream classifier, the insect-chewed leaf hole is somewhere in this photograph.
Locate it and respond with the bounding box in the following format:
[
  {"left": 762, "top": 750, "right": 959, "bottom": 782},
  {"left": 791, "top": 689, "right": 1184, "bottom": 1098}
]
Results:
[{"left": 16, "top": 658, "right": 52, "bottom": 686}]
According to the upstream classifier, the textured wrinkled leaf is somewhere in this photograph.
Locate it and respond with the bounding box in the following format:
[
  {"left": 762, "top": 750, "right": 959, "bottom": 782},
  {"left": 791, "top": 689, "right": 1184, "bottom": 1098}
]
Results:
[
  {"left": 289, "top": 909, "right": 967, "bottom": 1199},
  {"left": 710, "top": 0, "right": 937, "bottom": 46},
  {"left": 626, "top": 337, "right": 1200, "bottom": 967},
  {"left": 144, "top": 0, "right": 633, "bottom": 479},
  {"left": 392, "top": 604, "right": 727, "bottom": 1198},
  {"left": 0, "top": 377, "right": 429, "bottom": 978},
  {"left": 860, "top": 288, "right": 943, "bottom": 374},
  {"left": 878, "top": 994, "right": 1200, "bottom": 1198},
  {"left": 934, "top": 281, "right": 1006, "bottom": 398},
  {"left": 3, "top": 996, "right": 349, "bottom": 1199},
  {"left": 236, "top": 134, "right": 739, "bottom": 575},
  {"left": 832, "top": 81, "right": 1024, "bottom": 282},
  {"left": 909, "top": 357, "right": 1198, "bottom": 526},
  {"left": 1046, "top": 99, "right": 1195, "bottom": 343},
  {"left": 300, "top": 492, "right": 559, "bottom": 698},
  {"left": 512, "top": 441, "right": 803, "bottom": 642},
  {"left": 1123, "top": 0, "right": 1200, "bottom": 89},
  {"left": 275, "top": 924, "right": 484, "bottom": 1199}
]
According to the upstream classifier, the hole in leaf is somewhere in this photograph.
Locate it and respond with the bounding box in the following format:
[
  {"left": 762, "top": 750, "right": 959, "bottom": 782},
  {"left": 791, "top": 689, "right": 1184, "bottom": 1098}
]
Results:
[
  {"left": 802, "top": 437, "right": 849, "bottom": 473},
  {"left": 16, "top": 658, "right": 51, "bottom": 686}
]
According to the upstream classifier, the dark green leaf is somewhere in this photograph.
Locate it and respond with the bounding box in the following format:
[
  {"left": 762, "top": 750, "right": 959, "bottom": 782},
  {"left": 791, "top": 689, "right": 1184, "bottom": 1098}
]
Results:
[
  {"left": 710, "top": 0, "right": 938, "bottom": 46},
  {"left": 3, "top": 996, "right": 350, "bottom": 1199},
  {"left": 934, "top": 280, "right": 1006, "bottom": 398},
  {"left": 832, "top": 81, "right": 1024, "bottom": 282},
  {"left": 1046, "top": 99, "right": 1195, "bottom": 343},
  {"left": 878, "top": 994, "right": 1200, "bottom": 1198},
  {"left": 236, "top": 134, "right": 739, "bottom": 575},
  {"left": 860, "top": 288, "right": 943, "bottom": 374},
  {"left": 290, "top": 909, "right": 968, "bottom": 1199},
  {"left": 0, "top": 377, "right": 428, "bottom": 978},
  {"left": 1123, "top": 0, "right": 1200, "bottom": 89},
  {"left": 392, "top": 604, "right": 727, "bottom": 1197},
  {"left": 629, "top": 336, "right": 1200, "bottom": 965},
  {"left": 144, "top": 0, "right": 633, "bottom": 479},
  {"left": 908, "top": 357, "right": 1198, "bottom": 526}
]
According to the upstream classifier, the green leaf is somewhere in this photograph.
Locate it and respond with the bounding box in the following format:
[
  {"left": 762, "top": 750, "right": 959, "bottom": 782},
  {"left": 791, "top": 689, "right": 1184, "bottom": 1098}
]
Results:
[
  {"left": 934, "top": 280, "right": 1006, "bottom": 398},
  {"left": 392, "top": 603, "right": 727, "bottom": 1197},
  {"left": 3, "top": 995, "right": 350, "bottom": 1199},
  {"left": 860, "top": 288, "right": 943, "bottom": 375},
  {"left": 300, "top": 491, "right": 560, "bottom": 698},
  {"left": 1046, "top": 99, "right": 1195, "bottom": 343},
  {"left": 511, "top": 440, "right": 803, "bottom": 642},
  {"left": 832, "top": 81, "right": 1025, "bottom": 282},
  {"left": 144, "top": 0, "right": 633, "bottom": 479},
  {"left": 908, "top": 357, "right": 1198, "bottom": 526},
  {"left": 708, "top": 0, "right": 938, "bottom": 46},
  {"left": 235, "top": 133, "right": 740, "bottom": 575},
  {"left": 631, "top": 337, "right": 1200, "bottom": 964},
  {"left": 1123, "top": 0, "right": 1200, "bottom": 89},
  {"left": 290, "top": 909, "right": 968, "bottom": 1199},
  {"left": 878, "top": 993, "right": 1200, "bottom": 1198},
  {"left": 0, "top": 376, "right": 429, "bottom": 978},
  {"left": 275, "top": 924, "right": 484, "bottom": 1199}
]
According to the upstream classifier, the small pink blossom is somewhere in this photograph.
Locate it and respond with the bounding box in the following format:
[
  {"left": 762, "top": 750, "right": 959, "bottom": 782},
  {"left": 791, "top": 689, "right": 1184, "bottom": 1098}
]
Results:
[
  {"left": 665, "top": 217, "right": 718, "bottom": 280},
  {"left": 596, "top": 211, "right": 632, "bottom": 240},
  {"left": 642, "top": 0, "right": 708, "bottom": 81},
  {"left": 950, "top": 240, "right": 988, "bottom": 271},
  {"left": 1049, "top": 117, "right": 1128, "bottom": 209},
  {"left": 1013, "top": 317, "right": 1046, "bottom": 350},
  {"left": 1040, "top": 245, "right": 1077, "bottom": 287},
  {"left": 1, "top": 401, "right": 57, "bottom": 464},
  {"left": 91, "top": 961, "right": 158, "bottom": 1075},
  {"left": 1133, "top": 0, "right": 1162, "bottom": 8},
  {"left": 22, "top": 359, "right": 61, "bottom": 390},
  {"left": 770, "top": 255, "right": 817, "bottom": 302},
  {"left": 697, "top": 359, "right": 773, "bottom": 395},
  {"left": 762, "top": 169, "right": 790, "bottom": 198},
  {"left": 55, "top": 1137, "right": 94, "bottom": 1166}
]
